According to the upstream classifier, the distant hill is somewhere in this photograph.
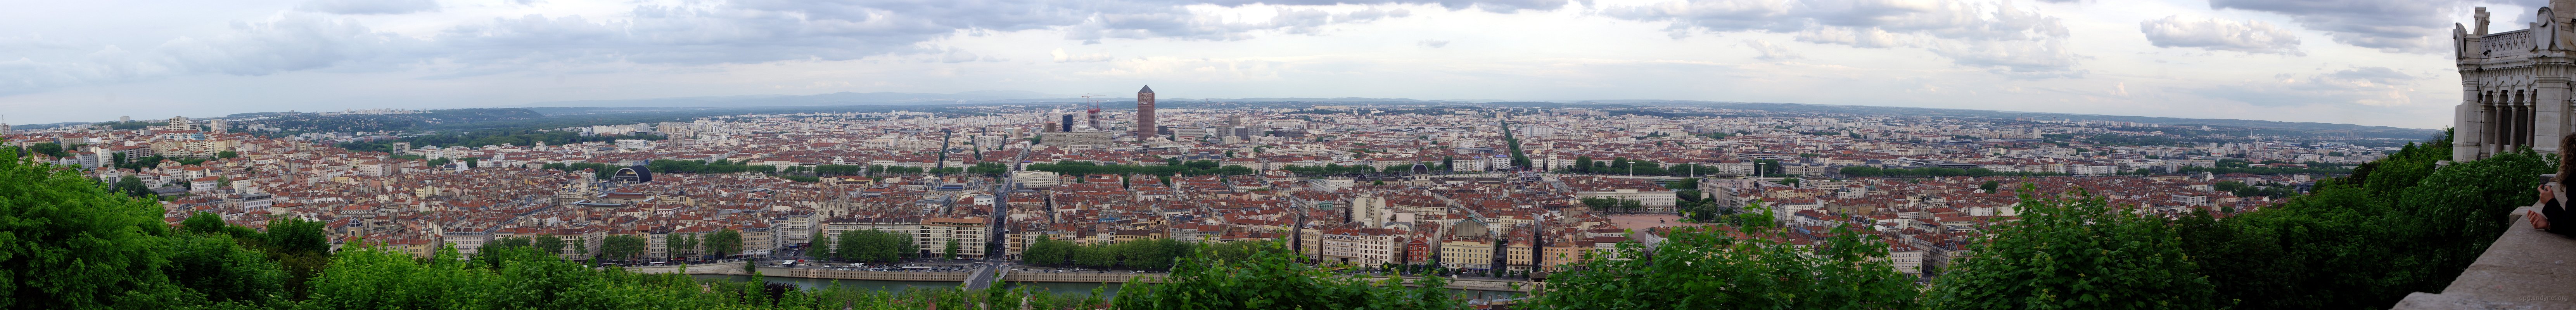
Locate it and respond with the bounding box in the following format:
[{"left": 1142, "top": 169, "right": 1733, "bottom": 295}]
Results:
[
  {"left": 1646, "top": 101, "right": 2441, "bottom": 139},
  {"left": 514, "top": 91, "right": 1530, "bottom": 108},
  {"left": 492, "top": 91, "right": 2435, "bottom": 138},
  {"left": 253, "top": 108, "right": 549, "bottom": 133},
  {"left": 519, "top": 91, "right": 1063, "bottom": 107}
]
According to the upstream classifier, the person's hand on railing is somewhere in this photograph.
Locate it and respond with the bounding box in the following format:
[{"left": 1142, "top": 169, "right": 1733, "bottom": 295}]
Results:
[
  {"left": 2542, "top": 183, "right": 2557, "bottom": 205},
  {"left": 2537, "top": 184, "right": 2557, "bottom": 231}
]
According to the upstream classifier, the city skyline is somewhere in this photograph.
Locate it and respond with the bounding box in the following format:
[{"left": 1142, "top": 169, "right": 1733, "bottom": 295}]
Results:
[
  {"left": 0, "top": 0, "right": 2518, "bottom": 129},
  {"left": 2, "top": 1, "right": 2562, "bottom": 308}
]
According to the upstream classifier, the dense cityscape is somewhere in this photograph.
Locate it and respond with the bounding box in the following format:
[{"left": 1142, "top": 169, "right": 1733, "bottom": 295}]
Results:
[
  {"left": 4, "top": 0, "right": 2566, "bottom": 308},
  {"left": 0, "top": 84, "right": 2446, "bottom": 308}
]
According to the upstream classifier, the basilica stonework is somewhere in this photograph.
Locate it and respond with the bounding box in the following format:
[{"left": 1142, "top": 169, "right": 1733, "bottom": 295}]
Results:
[{"left": 2457, "top": 2, "right": 2576, "bottom": 162}]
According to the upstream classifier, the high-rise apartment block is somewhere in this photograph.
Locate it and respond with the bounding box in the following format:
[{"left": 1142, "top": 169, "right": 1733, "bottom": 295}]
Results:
[
  {"left": 208, "top": 119, "right": 228, "bottom": 134},
  {"left": 167, "top": 116, "right": 194, "bottom": 131},
  {"left": 1135, "top": 85, "right": 1157, "bottom": 139},
  {"left": 1086, "top": 108, "right": 1102, "bottom": 130}
]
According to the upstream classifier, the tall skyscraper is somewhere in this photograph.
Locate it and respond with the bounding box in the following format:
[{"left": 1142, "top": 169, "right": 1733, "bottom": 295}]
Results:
[
  {"left": 1061, "top": 114, "right": 1076, "bottom": 132},
  {"left": 1086, "top": 108, "right": 1102, "bottom": 130},
  {"left": 1135, "top": 85, "right": 1157, "bottom": 139}
]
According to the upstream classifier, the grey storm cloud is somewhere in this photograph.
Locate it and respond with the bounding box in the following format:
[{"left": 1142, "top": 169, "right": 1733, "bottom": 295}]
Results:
[
  {"left": 1606, "top": 0, "right": 2078, "bottom": 76},
  {"left": 2207, "top": 0, "right": 2536, "bottom": 53},
  {"left": 0, "top": 0, "right": 1554, "bottom": 95},
  {"left": 2140, "top": 15, "right": 2301, "bottom": 55},
  {"left": 297, "top": 0, "right": 440, "bottom": 15},
  {"left": 0, "top": 14, "right": 414, "bottom": 95}
]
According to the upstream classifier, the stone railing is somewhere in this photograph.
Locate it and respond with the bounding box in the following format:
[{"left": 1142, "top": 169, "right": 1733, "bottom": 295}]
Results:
[
  {"left": 2391, "top": 204, "right": 2576, "bottom": 309},
  {"left": 2486, "top": 29, "right": 2534, "bottom": 59}
]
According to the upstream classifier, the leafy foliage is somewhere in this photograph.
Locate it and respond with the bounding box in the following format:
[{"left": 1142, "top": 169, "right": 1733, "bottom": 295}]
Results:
[
  {"left": 2171, "top": 139, "right": 2554, "bottom": 309},
  {"left": 1022, "top": 236, "right": 1072, "bottom": 266},
  {"left": 1925, "top": 187, "right": 2221, "bottom": 310},
  {"left": 1113, "top": 239, "right": 1465, "bottom": 309},
  {"left": 0, "top": 147, "right": 182, "bottom": 308},
  {"left": 1537, "top": 222, "right": 1919, "bottom": 309},
  {"left": 599, "top": 235, "right": 649, "bottom": 261},
  {"left": 706, "top": 229, "right": 743, "bottom": 258},
  {"left": 833, "top": 230, "right": 913, "bottom": 263}
]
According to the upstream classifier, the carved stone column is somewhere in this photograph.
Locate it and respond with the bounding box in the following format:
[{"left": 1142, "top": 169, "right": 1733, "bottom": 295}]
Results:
[{"left": 2540, "top": 60, "right": 2570, "bottom": 153}]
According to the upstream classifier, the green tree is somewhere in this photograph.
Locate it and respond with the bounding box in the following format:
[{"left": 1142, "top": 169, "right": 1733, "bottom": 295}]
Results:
[
  {"left": 943, "top": 240, "right": 959, "bottom": 260},
  {"left": 1022, "top": 236, "right": 1072, "bottom": 266},
  {"left": 0, "top": 148, "right": 188, "bottom": 308},
  {"left": 1979, "top": 180, "right": 2001, "bottom": 193},
  {"left": 114, "top": 176, "right": 152, "bottom": 198},
  {"left": 1114, "top": 239, "right": 1464, "bottom": 309},
  {"left": 533, "top": 236, "right": 568, "bottom": 257},
  {"left": 1926, "top": 187, "right": 2220, "bottom": 310},
  {"left": 706, "top": 229, "right": 743, "bottom": 258},
  {"left": 2167, "top": 140, "right": 2552, "bottom": 308},
  {"left": 807, "top": 232, "right": 834, "bottom": 260},
  {"left": 265, "top": 217, "right": 332, "bottom": 254},
  {"left": 182, "top": 212, "right": 229, "bottom": 235},
  {"left": 600, "top": 235, "right": 648, "bottom": 261},
  {"left": 833, "top": 230, "right": 866, "bottom": 262},
  {"left": 1538, "top": 221, "right": 1916, "bottom": 309},
  {"left": 26, "top": 142, "right": 66, "bottom": 157},
  {"left": 666, "top": 233, "right": 698, "bottom": 260},
  {"left": 164, "top": 232, "right": 290, "bottom": 305},
  {"left": 835, "top": 230, "right": 911, "bottom": 263},
  {"left": 1072, "top": 243, "right": 1118, "bottom": 269}
]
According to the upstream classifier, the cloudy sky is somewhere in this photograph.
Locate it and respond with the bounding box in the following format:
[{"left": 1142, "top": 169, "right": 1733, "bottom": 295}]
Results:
[{"left": 0, "top": 0, "right": 2532, "bottom": 128}]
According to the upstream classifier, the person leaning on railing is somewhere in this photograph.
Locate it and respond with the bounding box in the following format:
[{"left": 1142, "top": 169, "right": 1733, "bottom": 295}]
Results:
[{"left": 2535, "top": 135, "right": 2576, "bottom": 237}]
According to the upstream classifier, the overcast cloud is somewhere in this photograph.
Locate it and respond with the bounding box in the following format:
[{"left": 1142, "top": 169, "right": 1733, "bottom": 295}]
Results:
[
  {"left": 0, "top": 0, "right": 2508, "bottom": 128},
  {"left": 2140, "top": 15, "right": 2301, "bottom": 55}
]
